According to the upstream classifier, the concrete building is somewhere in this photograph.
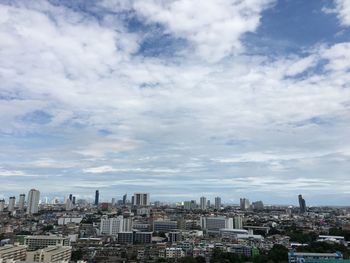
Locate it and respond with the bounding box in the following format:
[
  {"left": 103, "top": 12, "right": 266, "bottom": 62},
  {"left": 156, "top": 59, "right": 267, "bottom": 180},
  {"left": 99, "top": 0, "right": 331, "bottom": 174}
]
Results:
[
  {"left": 27, "top": 189, "right": 40, "bottom": 215},
  {"left": 240, "top": 198, "right": 250, "bottom": 210},
  {"left": 234, "top": 216, "right": 243, "bottom": 229},
  {"left": 8, "top": 197, "right": 15, "bottom": 212},
  {"left": 94, "top": 190, "right": 99, "bottom": 206},
  {"left": 214, "top": 197, "right": 221, "bottom": 210},
  {"left": 0, "top": 199, "right": 4, "bottom": 212},
  {"left": 165, "top": 248, "right": 185, "bottom": 259},
  {"left": 199, "top": 196, "right": 207, "bottom": 210},
  {"left": 288, "top": 251, "right": 350, "bottom": 263},
  {"left": 153, "top": 220, "right": 178, "bottom": 232},
  {"left": 24, "top": 236, "right": 70, "bottom": 251},
  {"left": 18, "top": 194, "right": 25, "bottom": 211},
  {"left": 183, "top": 200, "right": 196, "bottom": 210},
  {"left": 57, "top": 217, "right": 82, "bottom": 226},
  {"left": 251, "top": 200, "right": 264, "bottom": 210},
  {"left": 298, "top": 194, "right": 306, "bottom": 213},
  {"left": 117, "top": 232, "right": 133, "bottom": 244},
  {"left": 133, "top": 193, "right": 150, "bottom": 206},
  {"left": 0, "top": 245, "right": 27, "bottom": 262},
  {"left": 133, "top": 231, "right": 152, "bottom": 244},
  {"left": 26, "top": 246, "right": 72, "bottom": 263},
  {"left": 100, "top": 215, "right": 131, "bottom": 236},
  {"left": 168, "top": 232, "right": 182, "bottom": 243},
  {"left": 200, "top": 216, "right": 233, "bottom": 234},
  {"left": 220, "top": 229, "right": 249, "bottom": 240}
]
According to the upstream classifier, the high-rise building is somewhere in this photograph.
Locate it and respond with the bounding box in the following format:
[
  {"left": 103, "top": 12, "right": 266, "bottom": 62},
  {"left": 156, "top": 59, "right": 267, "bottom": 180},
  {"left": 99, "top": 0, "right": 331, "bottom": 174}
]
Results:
[
  {"left": 133, "top": 193, "right": 150, "bottom": 206},
  {"left": 200, "top": 196, "right": 207, "bottom": 210},
  {"left": 240, "top": 198, "right": 250, "bottom": 210},
  {"left": 100, "top": 215, "right": 131, "bottom": 235},
  {"left": 252, "top": 200, "right": 264, "bottom": 210},
  {"left": 111, "top": 198, "right": 116, "bottom": 206},
  {"left": 69, "top": 194, "right": 73, "bottom": 201},
  {"left": 298, "top": 194, "right": 306, "bottom": 213},
  {"left": 183, "top": 200, "right": 196, "bottom": 210},
  {"left": 214, "top": 197, "right": 221, "bottom": 210},
  {"left": 122, "top": 194, "right": 127, "bottom": 205},
  {"left": 8, "top": 197, "right": 16, "bottom": 212},
  {"left": 18, "top": 194, "right": 25, "bottom": 210},
  {"left": 0, "top": 199, "right": 5, "bottom": 212},
  {"left": 95, "top": 190, "right": 99, "bottom": 206},
  {"left": 27, "top": 189, "right": 40, "bottom": 215},
  {"left": 72, "top": 196, "right": 76, "bottom": 205},
  {"left": 65, "top": 198, "right": 73, "bottom": 211},
  {"left": 234, "top": 216, "right": 243, "bottom": 229}
]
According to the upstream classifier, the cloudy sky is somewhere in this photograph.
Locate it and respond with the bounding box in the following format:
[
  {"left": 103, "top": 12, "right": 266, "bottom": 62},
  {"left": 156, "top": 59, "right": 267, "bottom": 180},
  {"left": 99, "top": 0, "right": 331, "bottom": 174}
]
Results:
[{"left": 0, "top": 0, "right": 349, "bottom": 205}]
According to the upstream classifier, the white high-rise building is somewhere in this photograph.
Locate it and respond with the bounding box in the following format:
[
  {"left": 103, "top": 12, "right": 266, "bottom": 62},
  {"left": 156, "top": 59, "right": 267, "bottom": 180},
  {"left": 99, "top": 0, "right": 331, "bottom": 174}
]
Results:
[
  {"left": 133, "top": 193, "right": 150, "bottom": 206},
  {"left": 100, "top": 215, "right": 132, "bottom": 235},
  {"left": 0, "top": 199, "right": 4, "bottom": 212},
  {"left": 214, "top": 197, "right": 221, "bottom": 209},
  {"left": 65, "top": 198, "right": 74, "bottom": 211},
  {"left": 27, "top": 189, "right": 40, "bottom": 215},
  {"left": 234, "top": 216, "right": 243, "bottom": 229},
  {"left": 200, "top": 196, "right": 207, "bottom": 210},
  {"left": 18, "top": 194, "right": 25, "bottom": 210},
  {"left": 8, "top": 197, "right": 16, "bottom": 212}
]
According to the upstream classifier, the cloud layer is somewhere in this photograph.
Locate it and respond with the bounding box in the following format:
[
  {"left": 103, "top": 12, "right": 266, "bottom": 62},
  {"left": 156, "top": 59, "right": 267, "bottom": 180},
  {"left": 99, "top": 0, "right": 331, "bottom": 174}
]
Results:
[{"left": 0, "top": 0, "right": 350, "bottom": 205}]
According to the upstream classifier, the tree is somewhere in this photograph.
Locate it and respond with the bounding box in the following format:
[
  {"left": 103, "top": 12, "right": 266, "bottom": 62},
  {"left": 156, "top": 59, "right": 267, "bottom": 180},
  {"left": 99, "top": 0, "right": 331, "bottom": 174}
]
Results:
[
  {"left": 267, "top": 244, "right": 288, "bottom": 263},
  {"left": 71, "top": 249, "right": 83, "bottom": 261}
]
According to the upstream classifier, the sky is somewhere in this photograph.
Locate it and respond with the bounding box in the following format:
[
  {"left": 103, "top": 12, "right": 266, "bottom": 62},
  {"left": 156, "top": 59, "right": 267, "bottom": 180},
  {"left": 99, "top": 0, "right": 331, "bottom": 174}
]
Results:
[{"left": 0, "top": 0, "right": 350, "bottom": 205}]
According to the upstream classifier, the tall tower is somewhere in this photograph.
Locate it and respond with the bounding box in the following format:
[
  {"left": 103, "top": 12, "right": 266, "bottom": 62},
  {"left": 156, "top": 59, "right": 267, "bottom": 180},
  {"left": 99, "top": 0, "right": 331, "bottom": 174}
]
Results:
[
  {"left": 95, "top": 190, "right": 99, "bottom": 206},
  {"left": 27, "top": 189, "right": 40, "bottom": 215},
  {"left": 200, "top": 196, "right": 207, "bottom": 210},
  {"left": 19, "top": 194, "right": 25, "bottom": 210},
  {"left": 298, "top": 194, "right": 306, "bottom": 213},
  {"left": 8, "top": 196, "right": 16, "bottom": 212},
  {"left": 214, "top": 196, "right": 221, "bottom": 209},
  {"left": 122, "top": 194, "right": 127, "bottom": 205}
]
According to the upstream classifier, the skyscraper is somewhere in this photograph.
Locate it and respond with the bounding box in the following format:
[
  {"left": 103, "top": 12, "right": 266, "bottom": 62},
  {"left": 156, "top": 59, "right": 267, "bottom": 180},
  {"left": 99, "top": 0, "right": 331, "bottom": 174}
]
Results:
[
  {"left": 214, "top": 196, "right": 221, "bottom": 210},
  {"left": 19, "top": 194, "right": 25, "bottom": 210},
  {"left": 8, "top": 196, "right": 16, "bottom": 212},
  {"left": 133, "top": 193, "right": 150, "bottom": 206},
  {"left": 122, "top": 194, "right": 127, "bottom": 205},
  {"left": 95, "top": 190, "right": 99, "bottom": 206},
  {"left": 69, "top": 194, "right": 73, "bottom": 201},
  {"left": 200, "top": 196, "right": 207, "bottom": 210},
  {"left": 27, "top": 189, "right": 40, "bottom": 215},
  {"left": 298, "top": 194, "right": 306, "bottom": 213},
  {"left": 240, "top": 198, "right": 250, "bottom": 210}
]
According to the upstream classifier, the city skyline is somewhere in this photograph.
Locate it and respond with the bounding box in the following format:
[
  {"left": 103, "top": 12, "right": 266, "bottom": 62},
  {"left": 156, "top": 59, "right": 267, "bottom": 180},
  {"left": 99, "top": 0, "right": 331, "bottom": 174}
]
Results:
[{"left": 0, "top": 0, "right": 350, "bottom": 205}]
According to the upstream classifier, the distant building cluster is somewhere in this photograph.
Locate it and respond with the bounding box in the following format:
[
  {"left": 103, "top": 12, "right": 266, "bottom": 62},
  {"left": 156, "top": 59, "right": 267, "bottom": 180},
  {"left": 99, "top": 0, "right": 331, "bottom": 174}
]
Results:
[{"left": 3, "top": 189, "right": 346, "bottom": 263}]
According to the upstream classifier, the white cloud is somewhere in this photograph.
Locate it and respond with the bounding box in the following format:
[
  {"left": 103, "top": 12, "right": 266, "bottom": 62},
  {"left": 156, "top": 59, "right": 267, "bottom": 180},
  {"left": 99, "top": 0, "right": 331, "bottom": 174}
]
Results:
[
  {"left": 131, "top": 0, "right": 275, "bottom": 62},
  {"left": 334, "top": 0, "right": 350, "bottom": 26},
  {"left": 0, "top": 1, "right": 350, "bottom": 203},
  {"left": 285, "top": 55, "right": 318, "bottom": 76}
]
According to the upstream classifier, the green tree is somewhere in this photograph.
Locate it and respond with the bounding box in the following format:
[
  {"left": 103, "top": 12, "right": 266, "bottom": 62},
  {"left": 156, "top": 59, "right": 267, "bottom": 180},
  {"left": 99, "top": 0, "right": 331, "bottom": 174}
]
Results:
[{"left": 267, "top": 244, "right": 288, "bottom": 263}]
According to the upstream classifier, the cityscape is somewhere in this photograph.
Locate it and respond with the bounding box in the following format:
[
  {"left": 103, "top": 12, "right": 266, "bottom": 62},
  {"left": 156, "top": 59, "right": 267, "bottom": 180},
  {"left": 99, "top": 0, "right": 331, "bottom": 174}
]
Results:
[
  {"left": 1, "top": 0, "right": 350, "bottom": 262},
  {"left": 1, "top": 190, "right": 350, "bottom": 262}
]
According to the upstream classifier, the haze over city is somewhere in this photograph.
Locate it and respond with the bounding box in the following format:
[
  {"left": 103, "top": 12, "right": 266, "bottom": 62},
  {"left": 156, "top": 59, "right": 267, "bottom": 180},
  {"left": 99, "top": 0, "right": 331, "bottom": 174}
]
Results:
[{"left": 0, "top": 0, "right": 350, "bottom": 205}]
